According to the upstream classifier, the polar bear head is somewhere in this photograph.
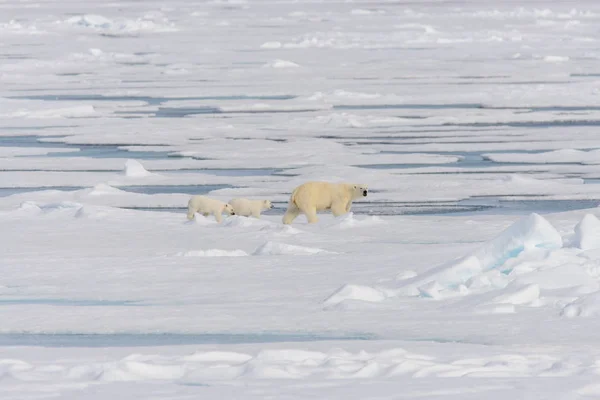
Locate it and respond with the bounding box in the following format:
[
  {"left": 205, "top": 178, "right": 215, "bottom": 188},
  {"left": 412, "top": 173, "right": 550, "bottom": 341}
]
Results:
[
  {"left": 223, "top": 203, "right": 235, "bottom": 215},
  {"left": 262, "top": 200, "right": 274, "bottom": 210},
  {"left": 352, "top": 184, "right": 368, "bottom": 199}
]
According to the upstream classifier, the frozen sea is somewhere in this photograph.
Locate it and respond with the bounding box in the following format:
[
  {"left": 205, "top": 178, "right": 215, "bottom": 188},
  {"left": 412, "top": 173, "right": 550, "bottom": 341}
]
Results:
[{"left": 3, "top": 0, "right": 600, "bottom": 398}]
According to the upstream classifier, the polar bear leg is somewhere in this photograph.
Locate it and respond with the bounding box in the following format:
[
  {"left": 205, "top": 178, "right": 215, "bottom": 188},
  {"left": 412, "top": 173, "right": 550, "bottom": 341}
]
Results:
[
  {"left": 213, "top": 211, "right": 222, "bottom": 223},
  {"left": 331, "top": 203, "right": 347, "bottom": 217},
  {"left": 251, "top": 210, "right": 261, "bottom": 219},
  {"left": 282, "top": 203, "right": 301, "bottom": 225},
  {"left": 187, "top": 205, "right": 197, "bottom": 220},
  {"left": 345, "top": 201, "right": 352, "bottom": 213},
  {"left": 303, "top": 206, "right": 319, "bottom": 224}
]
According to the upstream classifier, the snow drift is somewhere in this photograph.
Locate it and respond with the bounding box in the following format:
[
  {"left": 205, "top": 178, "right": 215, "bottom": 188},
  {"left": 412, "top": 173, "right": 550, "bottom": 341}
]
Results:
[
  {"left": 396, "top": 213, "right": 563, "bottom": 297},
  {"left": 325, "top": 213, "right": 600, "bottom": 316}
]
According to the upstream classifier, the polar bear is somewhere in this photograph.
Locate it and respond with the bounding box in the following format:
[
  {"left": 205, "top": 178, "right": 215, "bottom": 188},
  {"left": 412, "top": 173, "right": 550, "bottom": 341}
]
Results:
[
  {"left": 187, "top": 195, "right": 235, "bottom": 223},
  {"left": 282, "top": 181, "right": 368, "bottom": 225},
  {"left": 228, "top": 198, "right": 273, "bottom": 218}
]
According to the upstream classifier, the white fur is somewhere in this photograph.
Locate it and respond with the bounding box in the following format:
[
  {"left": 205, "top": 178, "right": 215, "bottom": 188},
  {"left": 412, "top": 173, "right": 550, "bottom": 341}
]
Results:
[
  {"left": 187, "top": 195, "right": 235, "bottom": 223},
  {"left": 228, "top": 198, "right": 273, "bottom": 218},
  {"left": 282, "top": 181, "right": 368, "bottom": 225}
]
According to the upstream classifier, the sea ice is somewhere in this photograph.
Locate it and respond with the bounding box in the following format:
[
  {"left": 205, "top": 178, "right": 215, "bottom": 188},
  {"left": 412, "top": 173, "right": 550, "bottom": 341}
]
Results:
[
  {"left": 123, "top": 159, "right": 155, "bottom": 178},
  {"left": 573, "top": 214, "right": 600, "bottom": 250}
]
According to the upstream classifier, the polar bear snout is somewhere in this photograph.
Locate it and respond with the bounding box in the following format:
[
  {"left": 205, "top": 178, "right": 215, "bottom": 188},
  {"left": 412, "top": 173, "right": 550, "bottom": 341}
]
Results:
[
  {"left": 223, "top": 204, "right": 235, "bottom": 215},
  {"left": 363, "top": 190, "right": 368, "bottom": 197}
]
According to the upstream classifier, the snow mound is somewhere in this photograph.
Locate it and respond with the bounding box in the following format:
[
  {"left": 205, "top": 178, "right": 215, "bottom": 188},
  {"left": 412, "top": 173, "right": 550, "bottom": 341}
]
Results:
[
  {"left": 87, "top": 184, "right": 126, "bottom": 196},
  {"left": 351, "top": 9, "right": 385, "bottom": 15},
  {"left": 578, "top": 384, "right": 600, "bottom": 396},
  {"left": 101, "top": 361, "right": 185, "bottom": 381},
  {"left": 11, "top": 201, "right": 86, "bottom": 217},
  {"left": 263, "top": 59, "right": 300, "bottom": 68},
  {"left": 325, "top": 213, "right": 589, "bottom": 310},
  {"left": 283, "top": 35, "right": 337, "bottom": 49},
  {"left": 396, "top": 270, "right": 418, "bottom": 281},
  {"left": 67, "top": 14, "right": 112, "bottom": 28},
  {"left": 573, "top": 214, "right": 600, "bottom": 250},
  {"left": 260, "top": 41, "right": 282, "bottom": 49},
  {"left": 16, "top": 201, "right": 42, "bottom": 213},
  {"left": 260, "top": 224, "right": 302, "bottom": 236},
  {"left": 221, "top": 217, "right": 302, "bottom": 235},
  {"left": 491, "top": 282, "right": 541, "bottom": 306},
  {"left": 323, "top": 284, "right": 388, "bottom": 308},
  {"left": 310, "top": 112, "right": 410, "bottom": 128},
  {"left": 514, "top": 258, "right": 595, "bottom": 291},
  {"left": 12, "top": 201, "right": 84, "bottom": 215},
  {"left": 177, "top": 249, "right": 249, "bottom": 257},
  {"left": 66, "top": 14, "right": 177, "bottom": 35},
  {"left": 544, "top": 55, "right": 569, "bottom": 62},
  {"left": 123, "top": 159, "right": 154, "bottom": 178},
  {"left": 74, "top": 205, "right": 116, "bottom": 219},
  {"left": 222, "top": 215, "right": 272, "bottom": 228},
  {"left": 498, "top": 174, "right": 547, "bottom": 185},
  {"left": 325, "top": 89, "right": 382, "bottom": 100},
  {"left": 182, "top": 351, "right": 252, "bottom": 363},
  {"left": 313, "top": 113, "right": 365, "bottom": 128},
  {"left": 0, "top": 20, "right": 44, "bottom": 35},
  {"left": 253, "top": 241, "right": 332, "bottom": 256},
  {"left": 328, "top": 213, "right": 385, "bottom": 229},
  {"left": 561, "top": 292, "right": 600, "bottom": 318},
  {"left": 2, "top": 347, "right": 583, "bottom": 383},
  {"left": 397, "top": 213, "right": 562, "bottom": 297},
  {"left": 189, "top": 215, "right": 218, "bottom": 225},
  {"left": 254, "top": 349, "right": 327, "bottom": 363},
  {"left": 40, "top": 201, "right": 84, "bottom": 212}
]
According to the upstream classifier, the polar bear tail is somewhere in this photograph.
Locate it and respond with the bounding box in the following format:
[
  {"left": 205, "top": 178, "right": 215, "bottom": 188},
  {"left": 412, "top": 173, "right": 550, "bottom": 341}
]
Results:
[
  {"left": 186, "top": 209, "right": 196, "bottom": 220},
  {"left": 186, "top": 199, "right": 196, "bottom": 220},
  {"left": 282, "top": 188, "right": 301, "bottom": 225},
  {"left": 288, "top": 187, "right": 299, "bottom": 208}
]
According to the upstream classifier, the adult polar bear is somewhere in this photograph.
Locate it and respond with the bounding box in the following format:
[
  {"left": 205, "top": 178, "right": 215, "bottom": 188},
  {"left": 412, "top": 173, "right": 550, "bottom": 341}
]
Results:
[{"left": 282, "top": 181, "right": 368, "bottom": 225}]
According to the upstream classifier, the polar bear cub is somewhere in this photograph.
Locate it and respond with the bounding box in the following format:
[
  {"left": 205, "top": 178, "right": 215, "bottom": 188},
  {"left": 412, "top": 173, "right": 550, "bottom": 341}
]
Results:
[
  {"left": 282, "top": 181, "right": 368, "bottom": 225},
  {"left": 187, "top": 195, "right": 235, "bottom": 223},
  {"left": 228, "top": 198, "right": 273, "bottom": 218}
]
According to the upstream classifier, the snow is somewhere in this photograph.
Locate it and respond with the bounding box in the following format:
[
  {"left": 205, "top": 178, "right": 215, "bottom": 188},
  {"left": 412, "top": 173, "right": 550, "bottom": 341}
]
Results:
[
  {"left": 4, "top": 0, "right": 600, "bottom": 398},
  {"left": 484, "top": 149, "right": 600, "bottom": 165},
  {"left": 543, "top": 55, "right": 570, "bottom": 62},
  {"left": 391, "top": 213, "right": 563, "bottom": 298},
  {"left": 323, "top": 284, "right": 389, "bottom": 308},
  {"left": 263, "top": 59, "right": 300, "bottom": 69},
  {"left": 65, "top": 13, "right": 177, "bottom": 35},
  {"left": 0, "top": 344, "right": 590, "bottom": 384},
  {"left": 561, "top": 291, "right": 600, "bottom": 317},
  {"left": 176, "top": 249, "right": 249, "bottom": 257},
  {"left": 328, "top": 212, "right": 385, "bottom": 229},
  {"left": 252, "top": 241, "right": 332, "bottom": 256},
  {"left": 324, "top": 211, "right": 600, "bottom": 318},
  {"left": 123, "top": 159, "right": 154, "bottom": 177},
  {"left": 573, "top": 214, "right": 600, "bottom": 250}
]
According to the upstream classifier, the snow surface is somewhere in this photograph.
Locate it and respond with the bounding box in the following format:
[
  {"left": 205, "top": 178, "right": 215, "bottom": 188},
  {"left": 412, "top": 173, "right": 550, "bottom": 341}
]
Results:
[{"left": 4, "top": 0, "right": 600, "bottom": 398}]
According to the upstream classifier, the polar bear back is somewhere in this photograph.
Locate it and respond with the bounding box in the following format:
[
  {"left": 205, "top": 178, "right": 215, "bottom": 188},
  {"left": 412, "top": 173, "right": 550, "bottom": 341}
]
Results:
[
  {"left": 292, "top": 181, "right": 366, "bottom": 211},
  {"left": 228, "top": 198, "right": 271, "bottom": 217},
  {"left": 188, "top": 195, "right": 226, "bottom": 212}
]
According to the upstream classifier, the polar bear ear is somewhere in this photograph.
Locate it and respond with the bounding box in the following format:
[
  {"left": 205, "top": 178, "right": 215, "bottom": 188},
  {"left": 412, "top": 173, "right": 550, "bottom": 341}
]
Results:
[{"left": 353, "top": 185, "right": 357, "bottom": 189}]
